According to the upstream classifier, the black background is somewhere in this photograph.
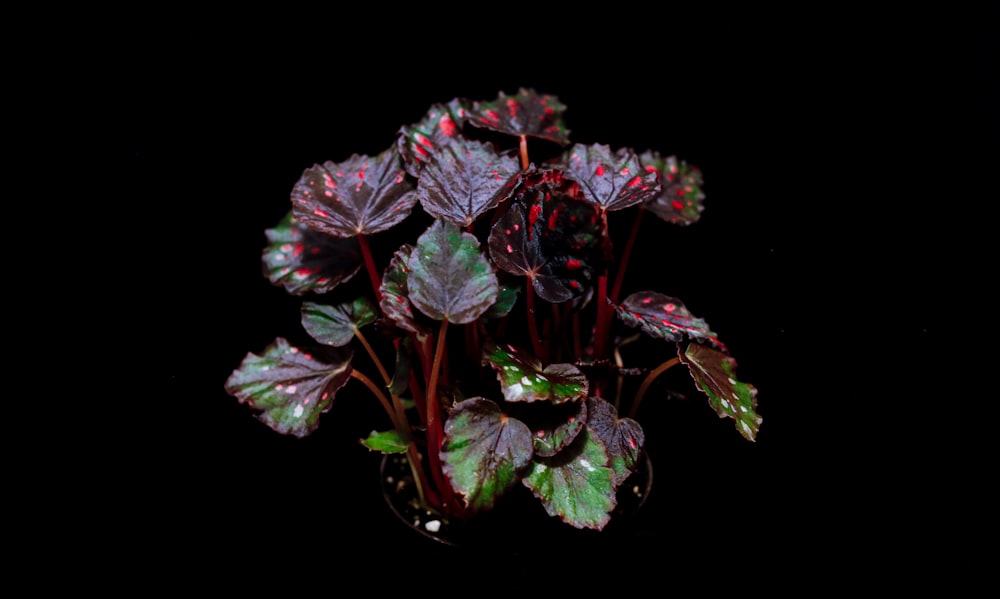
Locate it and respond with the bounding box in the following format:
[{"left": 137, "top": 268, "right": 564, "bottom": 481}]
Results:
[{"left": 122, "top": 16, "right": 992, "bottom": 590}]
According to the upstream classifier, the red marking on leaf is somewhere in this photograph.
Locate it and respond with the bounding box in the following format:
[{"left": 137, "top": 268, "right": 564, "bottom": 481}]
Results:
[
  {"left": 644, "top": 165, "right": 658, "bottom": 174},
  {"left": 506, "top": 244, "right": 513, "bottom": 253},
  {"left": 676, "top": 189, "right": 686, "bottom": 196},
  {"left": 570, "top": 280, "right": 579, "bottom": 288},
  {"left": 626, "top": 175, "right": 642, "bottom": 187},
  {"left": 620, "top": 167, "right": 631, "bottom": 176},
  {"left": 664, "top": 303, "right": 676, "bottom": 312},
  {"left": 324, "top": 190, "right": 333, "bottom": 198},
  {"left": 323, "top": 174, "right": 336, "bottom": 189},
  {"left": 313, "top": 209, "right": 329, "bottom": 218},
  {"left": 566, "top": 259, "right": 582, "bottom": 270},
  {"left": 485, "top": 109, "right": 500, "bottom": 123},
  {"left": 537, "top": 430, "right": 545, "bottom": 437},
  {"left": 595, "top": 164, "right": 605, "bottom": 177},
  {"left": 642, "top": 297, "right": 652, "bottom": 304},
  {"left": 415, "top": 133, "right": 433, "bottom": 149},
  {"left": 528, "top": 204, "right": 543, "bottom": 229},
  {"left": 358, "top": 170, "right": 365, "bottom": 180},
  {"left": 628, "top": 437, "right": 637, "bottom": 449},
  {"left": 440, "top": 114, "right": 456, "bottom": 137},
  {"left": 414, "top": 144, "right": 430, "bottom": 159},
  {"left": 671, "top": 200, "right": 685, "bottom": 210},
  {"left": 293, "top": 243, "right": 303, "bottom": 258},
  {"left": 505, "top": 98, "right": 519, "bottom": 117}
]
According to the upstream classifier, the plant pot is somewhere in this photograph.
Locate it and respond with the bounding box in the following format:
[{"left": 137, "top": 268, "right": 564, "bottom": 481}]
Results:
[{"left": 380, "top": 452, "right": 654, "bottom": 550}]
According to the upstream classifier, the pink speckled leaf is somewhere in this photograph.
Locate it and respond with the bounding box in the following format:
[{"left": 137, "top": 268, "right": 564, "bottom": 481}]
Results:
[
  {"left": 415, "top": 137, "right": 520, "bottom": 227},
  {"left": 638, "top": 151, "right": 706, "bottom": 226},
  {"left": 465, "top": 88, "right": 571, "bottom": 146},
  {"left": 678, "top": 343, "right": 761, "bottom": 442},
  {"left": 397, "top": 97, "right": 472, "bottom": 177},
  {"left": 262, "top": 212, "right": 361, "bottom": 295},
  {"left": 481, "top": 340, "right": 588, "bottom": 405},
  {"left": 379, "top": 245, "right": 432, "bottom": 335},
  {"left": 612, "top": 291, "right": 728, "bottom": 353},
  {"left": 586, "top": 396, "right": 645, "bottom": 486},
  {"left": 563, "top": 143, "right": 661, "bottom": 211},
  {"left": 291, "top": 144, "right": 417, "bottom": 238},
  {"left": 224, "top": 337, "right": 354, "bottom": 438}
]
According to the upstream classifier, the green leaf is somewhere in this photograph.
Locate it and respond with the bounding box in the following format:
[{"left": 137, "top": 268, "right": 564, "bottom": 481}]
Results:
[
  {"left": 301, "top": 297, "right": 377, "bottom": 347},
  {"left": 522, "top": 428, "right": 616, "bottom": 530},
  {"left": 638, "top": 151, "right": 706, "bottom": 226},
  {"left": 224, "top": 338, "right": 353, "bottom": 438},
  {"left": 678, "top": 343, "right": 762, "bottom": 441},
  {"left": 482, "top": 283, "right": 520, "bottom": 319},
  {"left": 613, "top": 291, "right": 729, "bottom": 353},
  {"left": 408, "top": 219, "right": 499, "bottom": 324},
  {"left": 586, "top": 396, "right": 645, "bottom": 486},
  {"left": 441, "top": 397, "right": 534, "bottom": 513},
  {"left": 523, "top": 400, "right": 588, "bottom": 458},
  {"left": 262, "top": 212, "right": 362, "bottom": 296},
  {"left": 482, "top": 340, "right": 588, "bottom": 404},
  {"left": 360, "top": 429, "right": 408, "bottom": 453}
]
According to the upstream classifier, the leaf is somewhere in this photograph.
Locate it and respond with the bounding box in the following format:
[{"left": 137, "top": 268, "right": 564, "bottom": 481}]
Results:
[
  {"left": 408, "top": 219, "right": 499, "bottom": 324},
  {"left": 224, "top": 338, "right": 354, "bottom": 438},
  {"left": 481, "top": 340, "right": 588, "bottom": 404},
  {"left": 440, "top": 397, "right": 534, "bottom": 513},
  {"left": 465, "top": 88, "right": 570, "bottom": 146},
  {"left": 481, "top": 283, "right": 519, "bottom": 320},
  {"left": 638, "top": 151, "right": 706, "bottom": 226},
  {"left": 360, "top": 429, "right": 408, "bottom": 453},
  {"left": 290, "top": 144, "right": 417, "bottom": 238},
  {"left": 523, "top": 399, "right": 588, "bottom": 458},
  {"left": 262, "top": 212, "right": 361, "bottom": 296},
  {"left": 415, "top": 137, "right": 520, "bottom": 227},
  {"left": 522, "top": 428, "right": 616, "bottom": 530},
  {"left": 301, "top": 297, "right": 377, "bottom": 347},
  {"left": 613, "top": 291, "right": 729, "bottom": 353},
  {"left": 563, "top": 143, "right": 661, "bottom": 211},
  {"left": 397, "top": 97, "right": 472, "bottom": 177},
  {"left": 379, "top": 245, "right": 431, "bottom": 335},
  {"left": 586, "top": 396, "right": 645, "bottom": 486},
  {"left": 679, "top": 343, "right": 762, "bottom": 441}
]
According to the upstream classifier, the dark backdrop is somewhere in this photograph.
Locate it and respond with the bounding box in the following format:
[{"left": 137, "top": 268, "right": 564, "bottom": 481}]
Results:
[{"left": 125, "top": 18, "right": 991, "bottom": 589}]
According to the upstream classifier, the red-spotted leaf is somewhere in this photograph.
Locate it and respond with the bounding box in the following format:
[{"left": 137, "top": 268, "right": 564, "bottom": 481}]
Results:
[
  {"left": 440, "top": 397, "right": 534, "bottom": 513},
  {"left": 522, "top": 428, "right": 616, "bottom": 530},
  {"left": 224, "top": 337, "right": 354, "bottom": 438},
  {"left": 408, "top": 219, "right": 499, "bottom": 324},
  {"left": 679, "top": 343, "right": 762, "bottom": 441},
  {"left": 586, "top": 396, "right": 645, "bottom": 486},
  {"left": 613, "top": 291, "right": 728, "bottom": 353},
  {"left": 415, "top": 137, "right": 520, "bottom": 227},
  {"left": 291, "top": 144, "right": 417, "bottom": 238},
  {"left": 563, "top": 143, "right": 661, "bottom": 211},
  {"left": 397, "top": 97, "right": 472, "bottom": 177},
  {"left": 482, "top": 340, "right": 588, "bottom": 404},
  {"left": 523, "top": 399, "right": 588, "bottom": 458},
  {"left": 301, "top": 297, "right": 377, "bottom": 347},
  {"left": 638, "top": 151, "right": 705, "bottom": 226},
  {"left": 465, "top": 88, "right": 571, "bottom": 146},
  {"left": 262, "top": 212, "right": 362, "bottom": 295},
  {"left": 379, "top": 245, "right": 432, "bottom": 335},
  {"left": 360, "top": 429, "right": 408, "bottom": 453}
]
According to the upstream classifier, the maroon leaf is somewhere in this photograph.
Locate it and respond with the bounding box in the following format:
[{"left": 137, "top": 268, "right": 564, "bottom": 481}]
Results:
[
  {"left": 678, "top": 343, "right": 761, "bottom": 441},
  {"left": 397, "top": 98, "right": 473, "bottom": 177},
  {"left": 379, "top": 245, "right": 431, "bottom": 335},
  {"left": 612, "top": 291, "right": 728, "bottom": 353},
  {"left": 586, "top": 396, "right": 645, "bottom": 486},
  {"left": 290, "top": 144, "right": 417, "bottom": 238},
  {"left": 465, "top": 88, "right": 570, "bottom": 146},
  {"left": 638, "top": 151, "right": 706, "bottom": 226},
  {"left": 563, "top": 143, "right": 661, "bottom": 211},
  {"left": 415, "top": 137, "right": 521, "bottom": 227},
  {"left": 224, "top": 338, "right": 354, "bottom": 438},
  {"left": 262, "top": 212, "right": 361, "bottom": 295}
]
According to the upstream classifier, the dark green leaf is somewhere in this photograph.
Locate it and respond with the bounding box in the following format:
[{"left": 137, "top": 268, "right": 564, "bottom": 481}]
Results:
[
  {"left": 262, "top": 212, "right": 361, "bottom": 296},
  {"left": 224, "top": 338, "right": 353, "bottom": 438},
  {"left": 613, "top": 291, "right": 728, "bottom": 352},
  {"left": 291, "top": 144, "right": 417, "bottom": 237},
  {"left": 301, "top": 297, "right": 377, "bottom": 347},
  {"left": 482, "top": 340, "right": 588, "bottom": 404},
  {"left": 441, "top": 397, "right": 534, "bottom": 513},
  {"left": 415, "top": 137, "right": 520, "bottom": 227},
  {"left": 679, "top": 343, "right": 762, "bottom": 441},
  {"left": 482, "top": 283, "right": 519, "bottom": 319},
  {"left": 586, "top": 396, "right": 645, "bottom": 486},
  {"left": 466, "top": 88, "right": 570, "bottom": 146},
  {"left": 522, "top": 428, "right": 616, "bottom": 530},
  {"left": 408, "top": 219, "right": 499, "bottom": 324},
  {"left": 638, "top": 151, "right": 706, "bottom": 226},
  {"left": 563, "top": 143, "right": 661, "bottom": 211}
]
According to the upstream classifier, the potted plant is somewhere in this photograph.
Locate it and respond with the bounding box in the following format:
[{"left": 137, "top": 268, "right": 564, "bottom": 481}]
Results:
[{"left": 223, "top": 87, "right": 761, "bottom": 544}]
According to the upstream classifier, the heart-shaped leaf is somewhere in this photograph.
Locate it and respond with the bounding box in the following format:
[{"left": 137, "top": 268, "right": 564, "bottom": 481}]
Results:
[
  {"left": 585, "top": 396, "right": 645, "bottom": 486},
  {"left": 291, "top": 144, "right": 417, "bottom": 237},
  {"left": 440, "top": 397, "right": 534, "bottom": 513},
  {"left": 638, "top": 151, "right": 705, "bottom": 226},
  {"left": 563, "top": 143, "right": 661, "bottom": 211},
  {"left": 482, "top": 340, "right": 588, "bottom": 404},
  {"left": 224, "top": 337, "right": 354, "bottom": 438},
  {"left": 408, "top": 219, "right": 499, "bottom": 324},
  {"left": 262, "top": 212, "right": 362, "bottom": 295},
  {"left": 522, "top": 428, "right": 616, "bottom": 530},
  {"left": 613, "top": 291, "right": 728, "bottom": 353},
  {"left": 522, "top": 400, "right": 588, "bottom": 458},
  {"left": 678, "top": 343, "right": 762, "bottom": 441},
  {"left": 415, "top": 137, "right": 520, "bottom": 227},
  {"left": 397, "top": 97, "right": 472, "bottom": 177},
  {"left": 301, "top": 297, "right": 377, "bottom": 347},
  {"left": 360, "top": 429, "right": 408, "bottom": 453},
  {"left": 466, "top": 88, "right": 570, "bottom": 146}
]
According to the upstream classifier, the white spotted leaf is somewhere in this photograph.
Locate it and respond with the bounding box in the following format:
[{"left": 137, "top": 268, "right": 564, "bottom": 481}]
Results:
[
  {"left": 678, "top": 343, "right": 761, "bottom": 441},
  {"left": 482, "top": 340, "right": 588, "bottom": 404},
  {"left": 224, "top": 337, "right": 354, "bottom": 438}
]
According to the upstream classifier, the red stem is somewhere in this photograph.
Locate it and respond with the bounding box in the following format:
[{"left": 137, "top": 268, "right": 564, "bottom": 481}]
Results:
[
  {"left": 611, "top": 205, "right": 645, "bottom": 304},
  {"left": 357, "top": 233, "right": 382, "bottom": 305},
  {"left": 525, "top": 280, "right": 545, "bottom": 361}
]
